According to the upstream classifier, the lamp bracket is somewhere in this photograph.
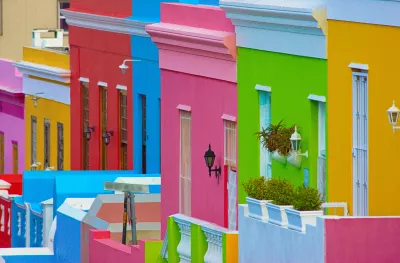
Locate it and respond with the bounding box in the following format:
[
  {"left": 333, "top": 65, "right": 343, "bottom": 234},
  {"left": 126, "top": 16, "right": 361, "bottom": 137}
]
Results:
[{"left": 297, "top": 150, "right": 308, "bottom": 159}]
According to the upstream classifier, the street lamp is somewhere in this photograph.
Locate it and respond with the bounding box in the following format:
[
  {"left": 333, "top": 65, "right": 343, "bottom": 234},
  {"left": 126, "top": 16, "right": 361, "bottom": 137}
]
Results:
[
  {"left": 84, "top": 126, "right": 95, "bottom": 141},
  {"left": 103, "top": 130, "right": 114, "bottom": 146},
  {"left": 119, "top": 59, "right": 141, "bottom": 75},
  {"left": 287, "top": 126, "right": 308, "bottom": 168},
  {"left": 387, "top": 101, "right": 400, "bottom": 133},
  {"left": 204, "top": 144, "right": 221, "bottom": 178}
]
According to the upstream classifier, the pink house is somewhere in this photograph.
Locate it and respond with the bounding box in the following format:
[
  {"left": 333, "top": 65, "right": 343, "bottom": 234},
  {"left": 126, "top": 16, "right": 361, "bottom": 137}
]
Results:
[
  {"left": 147, "top": 3, "right": 237, "bottom": 235},
  {"left": 0, "top": 59, "right": 24, "bottom": 174}
]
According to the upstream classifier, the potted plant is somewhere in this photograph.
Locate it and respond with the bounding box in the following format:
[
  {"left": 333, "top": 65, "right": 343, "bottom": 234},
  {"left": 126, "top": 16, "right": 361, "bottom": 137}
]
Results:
[
  {"left": 242, "top": 177, "right": 270, "bottom": 221},
  {"left": 286, "top": 186, "right": 323, "bottom": 232},
  {"left": 256, "top": 120, "right": 289, "bottom": 165},
  {"left": 273, "top": 124, "right": 295, "bottom": 163},
  {"left": 265, "top": 178, "right": 295, "bottom": 227}
]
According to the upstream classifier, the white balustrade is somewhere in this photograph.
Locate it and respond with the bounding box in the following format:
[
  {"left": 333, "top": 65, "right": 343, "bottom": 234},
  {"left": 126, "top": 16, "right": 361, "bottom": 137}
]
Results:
[
  {"left": 34, "top": 219, "right": 38, "bottom": 243},
  {"left": 202, "top": 225, "right": 223, "bottom": 263},
  {"left": 7, "top": 208, "right": 10, "bottom": 235},
  {"left": 175, "top": 216, "right": 191, "bottom": 263},
  {"left": 0, "top": 205, "right": 4, "bottom": 232},
  {"left": 17, "top": 212, "right": 21, "bottom": 236}
]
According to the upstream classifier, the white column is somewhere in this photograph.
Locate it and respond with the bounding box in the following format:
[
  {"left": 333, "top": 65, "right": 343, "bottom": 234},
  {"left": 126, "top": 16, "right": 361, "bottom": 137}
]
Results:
[
  {"left": 202, "top": 225, "right": 223, "bottom": 263},
  {"left": 175, "top": 216, "right": 191, "bottom": 263},
  {"left": 25, "top": 203, "right": 31, "bottom": 247},
  {"left": 0, "top": 205, "right": 4, "bottom": 232},
  {"left": 41, "top": 198, "right": 53, "bottom": 247},
  {"left": 7, "top": 208, "right": 10, "bottom": 235}
]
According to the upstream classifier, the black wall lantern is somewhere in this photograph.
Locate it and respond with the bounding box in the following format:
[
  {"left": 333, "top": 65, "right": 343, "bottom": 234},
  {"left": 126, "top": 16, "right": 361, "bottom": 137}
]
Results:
[
  {"left": 103, "top": 130, "right": 114, "bottom": 146},
  {"left": 84, "top": 126, "right": 95, "bottom": 141},
  {"left": 204, "top": 144, "right": 221, "bottom": 178}
]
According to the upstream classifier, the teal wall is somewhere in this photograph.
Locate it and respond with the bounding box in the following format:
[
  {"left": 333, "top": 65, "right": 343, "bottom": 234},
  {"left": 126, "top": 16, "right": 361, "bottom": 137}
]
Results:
[{"left": 237, "top": 47, "right": 327, "bottom": 204}]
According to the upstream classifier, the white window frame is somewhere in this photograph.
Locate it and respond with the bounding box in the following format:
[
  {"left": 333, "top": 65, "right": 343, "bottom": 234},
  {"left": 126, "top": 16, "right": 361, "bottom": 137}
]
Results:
[
  {"left": 179, "top": 110, "right": 191, "bottom": 216},
  {"left": 224, "top": 120, "right": 237, "bottom": 168}
]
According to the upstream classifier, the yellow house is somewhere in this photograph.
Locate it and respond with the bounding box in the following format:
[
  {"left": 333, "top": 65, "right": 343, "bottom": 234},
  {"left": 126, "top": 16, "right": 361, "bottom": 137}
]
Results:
[
  {"left": 13, "top": 46, "right": 71, "bottom": 171},
  {"left": 0, "top": 0, "right": 69, "bottom": 60},
  {"left": 327, "top": 0, "right": 400, "bottom": 216}
]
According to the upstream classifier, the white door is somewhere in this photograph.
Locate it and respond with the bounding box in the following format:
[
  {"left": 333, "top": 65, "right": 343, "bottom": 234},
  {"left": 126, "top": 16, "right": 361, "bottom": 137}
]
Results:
[
  {"left": 227, "top": 168, "right": 237, "bottom": 230},
  {"left": 180, "top": 111, "right": 191, "bottom": 216},
  {"left": 352, "top": 72, "right": 368, "bottom": 216},
  {"left": 317, "top": 102, "right": 326, "bottom": 201},
  {"left": 259, "top": 91, "right": 272, "bottom": 179}
]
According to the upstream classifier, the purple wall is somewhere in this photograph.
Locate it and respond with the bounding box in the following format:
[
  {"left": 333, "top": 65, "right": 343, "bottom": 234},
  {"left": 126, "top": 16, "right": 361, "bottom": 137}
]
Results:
[{"left": 0, "top": 59, "right": 25, "bottom": 174}]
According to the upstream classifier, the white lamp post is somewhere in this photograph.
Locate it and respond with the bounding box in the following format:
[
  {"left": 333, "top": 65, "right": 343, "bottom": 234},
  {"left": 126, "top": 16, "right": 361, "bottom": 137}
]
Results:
[
  {"left": 118, "top": 59, "right": 141, "bottom": 74},
  {"left": 387, "top": 101, "right": 400, "bottom": 133}
]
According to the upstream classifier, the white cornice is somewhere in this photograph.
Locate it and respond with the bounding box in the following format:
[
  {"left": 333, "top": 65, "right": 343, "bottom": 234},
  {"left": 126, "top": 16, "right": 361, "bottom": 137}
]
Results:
[
  {"left": 12, "top": 61, "right": 71, "bottom": 83},
  {"left": 220, "top": 0, "right": 326, "bottom": 59},
  {"left": 61, "top": 9, "right": 150, "bottom": 37}
]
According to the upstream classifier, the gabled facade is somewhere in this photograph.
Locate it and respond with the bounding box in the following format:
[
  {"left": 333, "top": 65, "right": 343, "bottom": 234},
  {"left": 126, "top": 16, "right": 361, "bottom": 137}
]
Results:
[
  {"left": 221, "top": 0, "right": 327, "bottom": 204},
  {"left": 13, "top": 47, "right": 71, "bottom": 171},
  {"left": 147, "top": 3, "right": 237, "bottom": 233},
  {"left": 326, "top": 0, "right": 400, "bottom": 216},
  {"left": 0, "top": 59, "right": 24, "bottom": 174}
]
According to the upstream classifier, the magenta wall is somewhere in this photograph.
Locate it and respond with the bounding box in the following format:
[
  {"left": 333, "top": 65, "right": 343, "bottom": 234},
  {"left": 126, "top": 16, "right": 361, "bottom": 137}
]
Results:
[
  {"left": 0, "top": 59, "right": 24, "bottom": 174},
  {"left": 161, "top": 70, "right": 237, "bottom": 233},
  {"left": 325, "top": 217, "right": 400, "bottom": 263}
]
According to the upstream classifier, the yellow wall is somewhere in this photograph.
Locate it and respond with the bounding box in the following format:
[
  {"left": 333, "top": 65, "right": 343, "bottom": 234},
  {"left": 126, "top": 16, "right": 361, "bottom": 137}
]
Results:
[
  {"left": 23, "top": 47, "right": 70, "bottom": 171},
  {"left": 328, "top": 20, "right": 400, "bottom": 216},
  {"left": 25, "top": 97, "right": 70, "bottom": 171},
  {"left": 0, "top": 0, "right": 69, "bottom": 61}
]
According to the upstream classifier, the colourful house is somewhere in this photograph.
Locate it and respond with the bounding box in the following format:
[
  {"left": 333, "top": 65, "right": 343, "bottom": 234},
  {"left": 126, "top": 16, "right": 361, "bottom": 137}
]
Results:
[
  {"left": 0, "top": 60, "right": 24, "bottom": 174},
  {"left": 147, "top": 3, "right": 237, "bottom": 233},
  {"left": 221, "top": 0, "right": 327, "bottom": 204},
  {"left": 0, "top": 0, "right": 69, "bottom": 61},
  {"left": 326, "top": 0, "right": 400, "bottom": 216},
  {"left": 13, "top": 44, "right": 71, "bottom": 171}
]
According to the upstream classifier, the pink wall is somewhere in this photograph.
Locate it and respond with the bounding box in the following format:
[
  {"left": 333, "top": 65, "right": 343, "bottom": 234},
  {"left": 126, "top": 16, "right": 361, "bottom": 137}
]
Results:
[
  {"left": 325, "top": 217, "right": 400, "bottom": 263},
  {"left": 0, "top": 59, "right": 24, "bottom": 174},
  {"left": 89, "top": 229, "right": 145, "bottom": 263}
]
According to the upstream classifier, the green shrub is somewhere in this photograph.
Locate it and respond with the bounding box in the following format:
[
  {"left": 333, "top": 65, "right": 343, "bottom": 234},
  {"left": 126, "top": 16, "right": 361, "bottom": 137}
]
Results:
[
  {"left": 266, "top": 178, "right": 295, "bottom": 205},
  {"left": 293, "top": 186, "right": 323, "bottom": 211},
  {"left": 242, "top": 176, "right": 268, "bottom": 200}
]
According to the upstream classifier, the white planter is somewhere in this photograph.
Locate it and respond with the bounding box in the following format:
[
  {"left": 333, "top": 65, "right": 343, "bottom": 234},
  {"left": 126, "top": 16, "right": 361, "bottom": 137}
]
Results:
[
  {"left": 246, "top": 197, "right": 270, "bottom": 221},
  {"left": 286, "top": 208, "right": 323, "bottom": 232},
  {"left": 266, "top": 202, "right": 293, "bottom": 227},
  {"left": 287, "top": 152, "right": 302, "bottom": 168},
  {"left": 272, "top": 151, "right": 287, "bottom": 165}
]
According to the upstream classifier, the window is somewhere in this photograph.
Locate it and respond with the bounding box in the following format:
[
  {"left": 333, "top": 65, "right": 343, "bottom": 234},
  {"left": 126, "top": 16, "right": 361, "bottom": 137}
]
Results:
[
  {"left": 179, "top": 110, "right": 191, "bottom": 216},
  {"left": 57, "top": 123, "right": 64, "bottom": 170},
  {"left": 224, "top": 120, "right": 237, "bottom": 168},
  {"left": 31, "top": 116, "right": 37, "bottom": 164},
  {"left": 81, "top": 82, "right": 90, "bottom": 170},
  {"left": 44, "top": 119, "right": 50, "bottom": 168},
  {"left": 259, "top": 91, "right": 272, "bottom": 178},
  {"left": 12, "top": 142, "right": 18, "bottom": 174},
  {"left": 317, "top": 102, "right": 326, "bottom": 201},
  {"left": 120, "top": 90, "right": 128, "bottom": 170},
  {"left": 58, "top": 0, "right": 70, "bottom": 32},
  {"left": 100, "top": 86, "right": 108, "bottom": 170},
  {"left": 0, "top": 133, "right": 3, "bottom": 173}
]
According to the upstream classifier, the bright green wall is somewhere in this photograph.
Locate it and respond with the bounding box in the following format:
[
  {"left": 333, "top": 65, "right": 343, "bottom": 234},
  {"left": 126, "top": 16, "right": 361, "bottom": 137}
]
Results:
[
  {"left": 191, "top": 224, "right": 207, "bottom": 263},
  {"left": 237, "top": 47, "right": 327, "bottom": 204},
  {"left": 145, "top": 240, "right": 165, "bottom": 263}
]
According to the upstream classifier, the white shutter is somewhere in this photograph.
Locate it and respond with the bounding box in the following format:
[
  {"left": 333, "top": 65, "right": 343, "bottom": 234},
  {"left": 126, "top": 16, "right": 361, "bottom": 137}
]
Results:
[
  {"left": 259, "top": 91, "right": 272, "bottom": 179},
  {"left": 352, "top": 72, "right": 368, "bottom": 216},
  {"left": 180, "top": 111, "right": 191, "bottom": 216},
  {"left": 317, "top": 102, "right": 326, "bottom": 201},
  {"left": 224, "top": 121, "right": 236, "bottom": 168},
  {"left": 228, "top": 168, "right": 237, "bottom": 230}
]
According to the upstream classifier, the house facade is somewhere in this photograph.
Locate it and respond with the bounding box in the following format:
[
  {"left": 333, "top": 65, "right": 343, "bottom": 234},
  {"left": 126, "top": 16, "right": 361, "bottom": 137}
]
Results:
[
  {"left": 221, "top": 0, "right": 327, "bottom": 204},
  {"left": 13, "top": 46, "right": 71, "bottom": 171},
  {"left": 327, "top": 0, "right": 400, "bottom": 216},
  {"left": 147, "top": 3, "right": 237, "bottom": 233},
  {"left": 0, "top": 59, "right": 24, "bottom": 174},
  {"left": 0, "top": 0, "right": 69, "bottom": 61}
]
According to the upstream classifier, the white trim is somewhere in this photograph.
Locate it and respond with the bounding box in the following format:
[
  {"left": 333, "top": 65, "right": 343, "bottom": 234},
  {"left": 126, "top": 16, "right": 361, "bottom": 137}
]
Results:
[
  {"left": 220, "top": 0, "right": 326, "bottom": 59},
  {"left": 177, "top": 104, "right": 191, "bottom": 112},
  {"left": 327, "top": 0, "right": 400, "bottom": 28},
  {"left": 60, "top": 9, "right": 150, "bottom": 37},
  {"left": 221, "top": 114, "right": 237, "bottom": 122},
  {"left": 23, "top": 76, "right": 71, "bottom": 105},
  {"left": 116, "top": 84, "right": 127, "bottom": 91},
  {"left": 308, "top": 94, "right": 326, "bottom": 103},
  {"left": 12, "top": 61, "right": 70, "bottom": 83},
  {"left": 255, "top": 84, "right": 271, "bottom": 92},
  {"left": 97, "top": 81, "right": 108, "bottom": 87},
  {"left": 79, "top": 77, "right": 89, "bottom": 83},
  {"left": 348, "top": 63, "right": 369, "bottom": 71}
]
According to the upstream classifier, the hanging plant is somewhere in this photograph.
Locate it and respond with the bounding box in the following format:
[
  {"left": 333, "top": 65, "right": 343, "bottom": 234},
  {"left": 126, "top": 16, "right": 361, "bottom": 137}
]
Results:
[
  {"left": 255, "top": 120, "right": 284, "bottom": 153},
  {"left": 276, "top": 125, "right": 296, "bottom": 157}
]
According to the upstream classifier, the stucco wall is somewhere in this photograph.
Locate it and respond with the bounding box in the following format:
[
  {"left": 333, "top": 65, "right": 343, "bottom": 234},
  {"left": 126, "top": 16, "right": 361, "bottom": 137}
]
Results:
[
  {"left": 327, "top": 20, "right": 400, "bottom": 215},
  {"left": 237, "top": 48, "right": 327, "bottom": 204},
  {"left": 0, "top": 0, "right": 62, "bottom": 61},
  {"left": 238, "top": 205, "right": 324, "bottom": 263}
]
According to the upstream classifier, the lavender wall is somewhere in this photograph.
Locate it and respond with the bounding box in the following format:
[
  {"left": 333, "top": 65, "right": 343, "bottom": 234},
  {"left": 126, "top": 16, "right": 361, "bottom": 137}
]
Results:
[{"left": 0, "top": 59, "right": 25, "bottom": 174}]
